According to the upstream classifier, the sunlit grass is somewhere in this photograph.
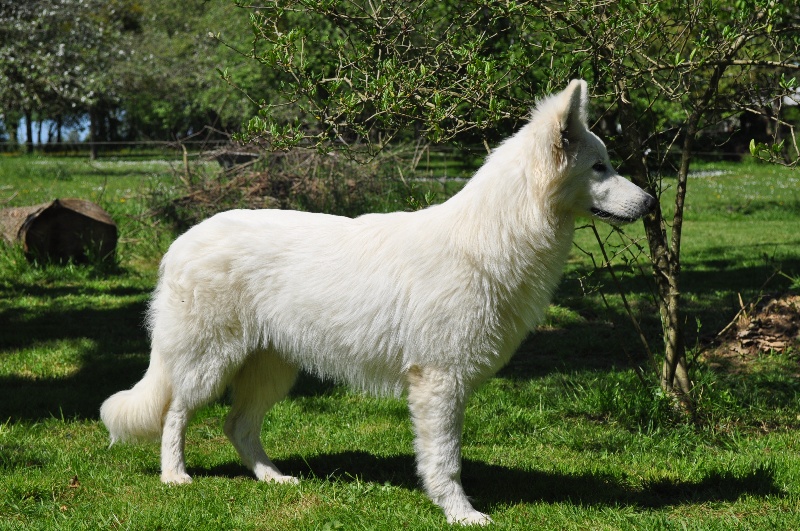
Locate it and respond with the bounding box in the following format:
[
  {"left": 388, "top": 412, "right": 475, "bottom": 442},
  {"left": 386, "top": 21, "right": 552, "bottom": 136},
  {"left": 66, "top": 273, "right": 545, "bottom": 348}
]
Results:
[{"left": 1, "top": 155, "right": 799, "bottom": 529}]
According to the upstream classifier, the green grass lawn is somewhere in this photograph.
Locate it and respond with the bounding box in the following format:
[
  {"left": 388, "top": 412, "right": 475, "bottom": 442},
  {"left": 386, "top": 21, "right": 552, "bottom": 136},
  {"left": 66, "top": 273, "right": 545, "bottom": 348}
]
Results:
[{"left": 1, "top": 155, "right": 799, "bottom": 529}]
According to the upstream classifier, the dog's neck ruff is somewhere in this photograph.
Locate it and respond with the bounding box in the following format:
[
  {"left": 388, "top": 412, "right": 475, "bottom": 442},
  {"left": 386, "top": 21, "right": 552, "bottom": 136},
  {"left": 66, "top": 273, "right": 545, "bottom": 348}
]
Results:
[
  {"left": 446, "top": 123, "right": 577, "bottom": 267},
  {"left": 433, "top": 124, "right": 577, "bottom": 356}
]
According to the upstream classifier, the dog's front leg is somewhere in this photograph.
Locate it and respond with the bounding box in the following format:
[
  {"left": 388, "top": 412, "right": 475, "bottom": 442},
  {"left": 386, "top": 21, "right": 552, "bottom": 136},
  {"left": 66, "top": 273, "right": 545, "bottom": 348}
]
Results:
[{"left": 406, "top": 365, "right": 492, "bottom": 526}]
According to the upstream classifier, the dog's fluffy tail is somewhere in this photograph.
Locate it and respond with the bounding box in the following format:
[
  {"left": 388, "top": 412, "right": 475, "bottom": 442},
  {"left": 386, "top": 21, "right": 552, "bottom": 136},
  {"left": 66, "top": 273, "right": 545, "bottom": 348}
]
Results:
[{"left": 100, "top": 349, "right": 171, "bottom": 444}]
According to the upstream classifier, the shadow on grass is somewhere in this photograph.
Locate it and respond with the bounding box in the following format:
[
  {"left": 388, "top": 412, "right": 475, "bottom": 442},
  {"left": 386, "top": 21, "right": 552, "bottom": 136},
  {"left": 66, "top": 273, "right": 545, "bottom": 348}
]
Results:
[
  {"left": 1, "top": 255, "right": 798, "bottom": 422},
  {"left": 0, "top": 284, "right": 151, "bottom": 421},
  {"left": 190, "top": 450, "right": 782, "bottom": 512},
  {"left": 503, "top": 256, "right": 800, "bottom": 380}
]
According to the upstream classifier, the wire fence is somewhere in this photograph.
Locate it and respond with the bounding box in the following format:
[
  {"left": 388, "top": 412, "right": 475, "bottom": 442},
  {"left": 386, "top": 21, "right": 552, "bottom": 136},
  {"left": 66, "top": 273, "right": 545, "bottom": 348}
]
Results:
[
  {"left": 0, "top": 139, "right": 749, "bottom": 168},
  {"left": 0, "top": 140, "right": 232, "bottom": 158}
]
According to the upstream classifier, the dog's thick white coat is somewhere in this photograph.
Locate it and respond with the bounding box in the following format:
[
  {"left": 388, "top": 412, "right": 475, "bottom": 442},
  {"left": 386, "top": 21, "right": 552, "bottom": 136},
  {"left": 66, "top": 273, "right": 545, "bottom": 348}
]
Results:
[{"left": 101, "top": 80, "right": 654, "bottom": 525}]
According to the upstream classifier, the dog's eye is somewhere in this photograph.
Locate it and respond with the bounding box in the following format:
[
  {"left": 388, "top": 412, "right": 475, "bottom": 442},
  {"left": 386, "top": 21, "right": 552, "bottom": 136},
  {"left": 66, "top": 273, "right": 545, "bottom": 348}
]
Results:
[{"left": 592, "top": 163, "right": 607, "bottom": 173}]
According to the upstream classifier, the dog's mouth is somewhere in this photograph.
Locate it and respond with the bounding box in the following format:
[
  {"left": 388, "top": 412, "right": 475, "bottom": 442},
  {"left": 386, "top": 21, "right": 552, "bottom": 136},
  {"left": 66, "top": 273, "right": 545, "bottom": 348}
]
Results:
[{"left": 590, "top": 207, "right": 640, "bottom": 225}]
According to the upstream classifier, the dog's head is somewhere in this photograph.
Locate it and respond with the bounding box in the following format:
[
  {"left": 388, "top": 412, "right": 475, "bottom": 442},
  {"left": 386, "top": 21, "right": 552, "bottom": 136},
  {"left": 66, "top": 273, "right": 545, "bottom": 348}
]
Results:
[{"left": 531, "top": 80, "right": 656, "bottom": 225}]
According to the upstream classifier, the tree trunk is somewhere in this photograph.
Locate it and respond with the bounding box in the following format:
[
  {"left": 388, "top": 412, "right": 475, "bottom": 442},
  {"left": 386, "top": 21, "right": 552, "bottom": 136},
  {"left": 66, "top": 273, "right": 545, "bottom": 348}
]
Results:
[
  {"left": 89, "top": 107, "right": 98, "bottom": 160},
  {"left": 661, "top": 54, "right": 734, "bottom": 401},
  {"left": 659, "top": 117, "right": 699, "bottom": 401},
  {"left": 9, "top": 112, "right": 19, "bottom": 146},
  {"left": 657, "top": 265, "right": 691, "bottom": 398},
  {"left": 615, "top": 82, "right": 693, "bottom": 405},
  {"left": 24, "top": 109, "right": 33, "bottom": 154}
]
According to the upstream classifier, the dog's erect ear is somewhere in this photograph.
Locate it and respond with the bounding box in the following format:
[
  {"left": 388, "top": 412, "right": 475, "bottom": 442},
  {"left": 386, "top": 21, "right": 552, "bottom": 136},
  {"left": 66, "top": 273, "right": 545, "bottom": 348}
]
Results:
[
  {"left": 531, "top": 79, "right": 591, "bottom": 167},
  {"left": 559, "top": 79, "right": 588, "bottom": 147}
]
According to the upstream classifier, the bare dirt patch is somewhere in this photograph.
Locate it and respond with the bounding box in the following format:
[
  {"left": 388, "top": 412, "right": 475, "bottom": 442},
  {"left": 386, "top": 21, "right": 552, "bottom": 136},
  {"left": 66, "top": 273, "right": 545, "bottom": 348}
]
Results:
[{"left": 702, "top": 293, "right": 800, "bottom": 374}]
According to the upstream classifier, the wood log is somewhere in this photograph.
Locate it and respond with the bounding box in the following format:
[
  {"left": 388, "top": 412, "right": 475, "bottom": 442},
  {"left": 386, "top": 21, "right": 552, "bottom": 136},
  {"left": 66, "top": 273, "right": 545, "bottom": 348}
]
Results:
[{"left": 0, "top": 198, "right": 117, "bottom": 263}]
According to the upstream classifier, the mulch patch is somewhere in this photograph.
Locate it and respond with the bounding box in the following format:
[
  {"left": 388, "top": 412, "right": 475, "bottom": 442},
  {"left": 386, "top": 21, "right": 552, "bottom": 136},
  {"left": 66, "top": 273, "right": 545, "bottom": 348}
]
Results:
[{"left": 702, "top": 293, "right": 800, "bottom": 375}]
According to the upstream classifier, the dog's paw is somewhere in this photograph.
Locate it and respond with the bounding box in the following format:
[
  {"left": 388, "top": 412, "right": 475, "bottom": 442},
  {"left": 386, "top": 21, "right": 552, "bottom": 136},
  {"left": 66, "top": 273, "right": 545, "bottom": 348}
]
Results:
[
  {"left": 254, "top": 466, "right": 300, "bottom": 484},
  {"left": 266, "top": 474, "right": 299, "bottom": 485},
  {"left": 447, "top": 510, "right": 493, "bottom": 526},
  {"left": 161, "top": 471, "right": 193, "bottom": 485}
]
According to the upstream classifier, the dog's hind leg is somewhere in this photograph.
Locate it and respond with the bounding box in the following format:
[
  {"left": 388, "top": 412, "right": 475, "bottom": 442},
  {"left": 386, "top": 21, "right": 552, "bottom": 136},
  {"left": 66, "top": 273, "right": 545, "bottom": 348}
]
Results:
[
  {"left": 406, "top": 365, "right": 492, "bottom": 526},
  {"left": 161, "top": 398, "right": 194, "bottom": 484},
  {"left": 224, "top": 349, "right": 299, "bottom": 483},
  {"left": 159, "top": 343, "right": 241, "bottom": 484}
]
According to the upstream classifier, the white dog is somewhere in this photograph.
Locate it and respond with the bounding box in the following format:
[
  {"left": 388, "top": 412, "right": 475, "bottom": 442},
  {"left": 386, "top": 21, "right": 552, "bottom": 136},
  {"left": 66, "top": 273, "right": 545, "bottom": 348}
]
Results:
[{"left": 101, "top": 80, "right": 654, "bottom": 525}]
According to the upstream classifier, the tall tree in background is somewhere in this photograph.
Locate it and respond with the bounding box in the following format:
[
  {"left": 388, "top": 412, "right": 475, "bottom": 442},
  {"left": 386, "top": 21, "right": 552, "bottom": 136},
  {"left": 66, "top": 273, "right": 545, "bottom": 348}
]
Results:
[
  {"left": 0, "top": 0, "right": 140, "bottom": 157},
  {"left": 0, "top": 0, "right": 265, "bottom": 149},
  {"left": 237, "top": 0, "right": 800, "bottom": 410},
  {"left": 121, "top": 0, "right": 266, "bottom": 140}
]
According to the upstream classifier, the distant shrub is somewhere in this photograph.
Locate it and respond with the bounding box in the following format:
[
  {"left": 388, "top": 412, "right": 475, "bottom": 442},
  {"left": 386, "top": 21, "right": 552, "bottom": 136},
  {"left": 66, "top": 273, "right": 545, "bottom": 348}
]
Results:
[{"left": 150, "top": 145, "right": 451, "bottom": 231}]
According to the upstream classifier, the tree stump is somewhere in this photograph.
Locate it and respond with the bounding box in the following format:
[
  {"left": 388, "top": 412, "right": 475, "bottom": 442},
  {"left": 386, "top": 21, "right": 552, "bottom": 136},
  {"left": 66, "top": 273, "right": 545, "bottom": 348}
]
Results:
[{"left": 0, "top": 198, "right": 117, "bottom": 263}]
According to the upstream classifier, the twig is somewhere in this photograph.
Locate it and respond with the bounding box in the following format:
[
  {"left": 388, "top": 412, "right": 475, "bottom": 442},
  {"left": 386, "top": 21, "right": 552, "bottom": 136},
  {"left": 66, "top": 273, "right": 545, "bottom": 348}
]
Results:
[
  {"left": 715, "top": 270, "right": 780, "bottom": 339},
  {"left": 590, "top": 222, "right": 661, "bottom": 380},
  {"left": 181, "top": 143, "right": 192, "bottom": 187},
  {"left": 1, "top": 192, "right": 18, "bottom": 206}
]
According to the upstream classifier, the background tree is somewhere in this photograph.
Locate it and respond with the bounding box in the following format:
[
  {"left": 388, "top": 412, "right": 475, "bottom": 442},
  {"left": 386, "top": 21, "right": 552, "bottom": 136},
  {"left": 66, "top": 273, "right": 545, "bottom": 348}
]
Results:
[
  {"left": 0, "top": 0, "right": 267, "bottom": 150},
  {"left": 119, "top": 0, "right": 267, "bottom": 141},
  {"left": 0, "top": 0, "right": 141, "bottom": 156},
  {"left": 236, "top": 0, "right": 800, "bottom": 410},
  {"left": 234, "top": 0, "right": 556, "bottom": 154}
]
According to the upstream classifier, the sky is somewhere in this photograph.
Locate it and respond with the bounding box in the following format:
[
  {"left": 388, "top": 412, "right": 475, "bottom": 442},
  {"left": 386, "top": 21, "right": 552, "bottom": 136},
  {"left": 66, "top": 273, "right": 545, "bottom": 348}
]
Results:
[{"left": 11, "top": 116, "right": 89, "bottom": 144}]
